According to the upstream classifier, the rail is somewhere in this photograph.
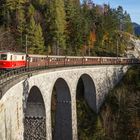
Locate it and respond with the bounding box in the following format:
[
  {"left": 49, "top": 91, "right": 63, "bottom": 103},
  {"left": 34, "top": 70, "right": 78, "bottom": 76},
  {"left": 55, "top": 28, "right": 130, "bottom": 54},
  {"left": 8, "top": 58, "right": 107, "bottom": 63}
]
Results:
[
  {"left": 0, "top": 64, "right": 87, "bottom": 89},
  {"left": 0, "top": 58, "right": 140, "bottom": 97},
  {"left": 0, "top": 66, "right": 47, "bottom": 87},
  {"left": 0, "top": 66, "right": 51, "bottom": 98}
]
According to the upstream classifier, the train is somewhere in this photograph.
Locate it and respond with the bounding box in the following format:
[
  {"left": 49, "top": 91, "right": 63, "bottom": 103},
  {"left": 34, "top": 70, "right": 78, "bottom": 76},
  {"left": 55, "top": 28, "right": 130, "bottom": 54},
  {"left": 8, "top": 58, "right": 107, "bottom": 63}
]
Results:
[{"left": 0, "top": 51, "right": 140, "bottom": 70}]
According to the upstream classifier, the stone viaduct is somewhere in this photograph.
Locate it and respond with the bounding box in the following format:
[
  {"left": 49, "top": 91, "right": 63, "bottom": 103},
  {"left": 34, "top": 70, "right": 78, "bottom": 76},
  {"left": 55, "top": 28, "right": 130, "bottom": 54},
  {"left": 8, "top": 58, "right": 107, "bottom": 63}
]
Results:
[{"left": 0, "top": 65, "right": 128, "bottom": 140}]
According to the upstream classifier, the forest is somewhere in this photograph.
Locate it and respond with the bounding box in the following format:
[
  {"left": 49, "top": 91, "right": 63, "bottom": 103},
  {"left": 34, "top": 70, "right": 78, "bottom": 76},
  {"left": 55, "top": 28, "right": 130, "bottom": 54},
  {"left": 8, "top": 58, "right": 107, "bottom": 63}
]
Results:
[{"left": 0, "top": 0, "right": 134, "bottom": 56}]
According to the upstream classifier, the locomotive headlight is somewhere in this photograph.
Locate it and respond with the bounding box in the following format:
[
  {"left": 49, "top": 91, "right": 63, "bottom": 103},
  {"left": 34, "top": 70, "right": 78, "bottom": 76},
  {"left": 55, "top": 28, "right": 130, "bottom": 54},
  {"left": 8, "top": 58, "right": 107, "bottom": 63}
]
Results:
[{"left": 85, "top": 58, "right": 87, "bottom": 61}]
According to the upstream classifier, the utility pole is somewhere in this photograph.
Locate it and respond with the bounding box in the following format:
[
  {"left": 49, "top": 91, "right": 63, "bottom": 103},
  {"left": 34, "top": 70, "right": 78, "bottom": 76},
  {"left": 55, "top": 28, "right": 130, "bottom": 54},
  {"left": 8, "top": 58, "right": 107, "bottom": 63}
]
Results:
[
  {"left": 25, "top": 35, "right": 28, "bottom": 69},
  {"left": 25, "top": 35, "right": 28, "bottom": 55},
  {"left": 56, "top": 41, "right": 59, "bottom": 55},
  {"left": 117, "top": 36, "right": 119, "bottom": 59},
  {"left": 117, "top": 19, "right": 121, "bottom": 59},
  {"left": 21, "top": 32, "right": 23, "bottom": 49},
  {"left": 88, "top": 47, "right": 90, "bottom": 56}
]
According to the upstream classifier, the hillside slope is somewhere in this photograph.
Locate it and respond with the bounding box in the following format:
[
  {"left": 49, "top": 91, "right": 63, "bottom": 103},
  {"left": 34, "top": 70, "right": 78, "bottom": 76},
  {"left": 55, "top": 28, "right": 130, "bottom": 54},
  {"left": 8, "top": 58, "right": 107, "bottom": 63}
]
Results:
[
  {"left": 99, "top": 65, "right": 140, "bottom": 140},
  {"left": 76, "top": 65, "right": 140, "bottom": 140},
  {"left": 133, "top": 22, "right": 140, "bottom": 36}
]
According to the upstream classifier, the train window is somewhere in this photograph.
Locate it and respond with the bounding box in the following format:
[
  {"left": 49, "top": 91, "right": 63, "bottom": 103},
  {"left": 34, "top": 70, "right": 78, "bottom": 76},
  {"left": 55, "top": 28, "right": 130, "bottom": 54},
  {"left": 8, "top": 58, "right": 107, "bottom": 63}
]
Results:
[
  {"left": 0, "top": 54, "right": 7, "bottom": 60},
  {"left": 29, "top": 57, "right": 32, "bottom": 62},
  {"left": 14, "top": 56, "right": 17, "bottom": 60},
  {"left": 33, "top": 58, "right": 37, "bottom": 62},
  {"left": 22, "top": 56, "right": 24, "bottom": 60},
  {"left": 10, "top": 55, "right": 12, "bottom": 60}
]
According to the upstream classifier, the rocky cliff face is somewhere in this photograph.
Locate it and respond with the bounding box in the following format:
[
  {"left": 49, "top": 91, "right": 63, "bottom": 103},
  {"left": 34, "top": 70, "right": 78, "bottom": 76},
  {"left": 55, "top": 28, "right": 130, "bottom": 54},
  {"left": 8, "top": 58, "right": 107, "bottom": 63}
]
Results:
[{"left": 126, "top": 37, "right": 140, "bottom": 58}]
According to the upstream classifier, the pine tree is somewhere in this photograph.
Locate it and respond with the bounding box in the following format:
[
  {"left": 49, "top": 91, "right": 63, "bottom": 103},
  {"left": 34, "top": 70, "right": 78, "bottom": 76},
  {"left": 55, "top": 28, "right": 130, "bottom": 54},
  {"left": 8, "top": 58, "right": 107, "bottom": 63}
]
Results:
[
  {"left": 64, "top": 0, "right": 83, "bottom": 55},
  {"left": 102, "top": 5, "right": 119, "bottom": 55},
  {"left": 15, "top": 7, "right": 26, "bottom": 49},
  {"left": 123, "top": 11, "right": 133, "bottom": 34},
  {"left": 81, "top": 0, "right": 97, "bottom": 56},
  {"left": 46, "top": 0, "right": 66, "bottom": 55},
  {"left": 116, "top": 6, "right": 125, "bottom": 30},
  {"left": 32, "top": 23, "right": 45, "bottom": 54},
  {"left": 28, "top": 4, "right": 35, "bottom": 17},
  {"left": 54, "top": 0, "right": 66, "bottom": 50},
  {"left": 26, "top": 15, "right": 36, "bottom": 49},
  {"left": 26, "top": 13, "right": 45, "bottom": 54},
  {"left": 34, "top": 0, "right": 46, "bottom": 6},
  {"left": 0, "top": 0, "right": 6, "bottom": 25}
]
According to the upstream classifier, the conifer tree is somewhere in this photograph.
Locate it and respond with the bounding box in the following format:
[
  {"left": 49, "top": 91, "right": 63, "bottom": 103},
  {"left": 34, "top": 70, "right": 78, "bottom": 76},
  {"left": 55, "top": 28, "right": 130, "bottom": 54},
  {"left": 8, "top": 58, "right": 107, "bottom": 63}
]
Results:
[
  {"left": 28, "top": 4, "right": 35, "bottom": 17},
  {"left": 116, "top": 6, "right": 125, "bottom": 30},
  {"left": 64, "top": 0, "right": 83, "bottom": 55},
  {"left": 26, "top": 7, "right": 45, "bottom": 54},
  {"left": 16, "top": 7, "right": 26, "bottom": 48},
  {"left": 81, "top": 0, "right": 94, "bottom": 55},
  {"left": 26, "top": 15, "right": 36, "bottom": 49},
  {"left": 47, "top": 0, "right": 66, "bottom": 55},
  {"left": 0, "top": 0, "right": 6, "bottom": 26},
  {"left": 55, "top": 0, "right": 66, "bottom": 50},
  {"left": 32, "top": 23, "right": 45, "bottom": 54},
  {"left": 123, "top": 11, "right": 133, "bottom": 34}
]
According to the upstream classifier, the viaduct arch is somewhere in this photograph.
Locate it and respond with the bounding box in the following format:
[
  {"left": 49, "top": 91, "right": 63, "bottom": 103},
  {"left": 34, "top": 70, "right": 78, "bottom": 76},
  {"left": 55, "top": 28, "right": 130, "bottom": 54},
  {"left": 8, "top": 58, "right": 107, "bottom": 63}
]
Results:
[
  {"left": 52, "top": 78, "right": 72, "bottom": 140},
  {"left": 76, "top": 74, "right": 96, "bottom": 112},
  {"left": 0, "top": 65, "right": 128, "bottom": 140},
  {"left": 76, "top": 74, "right": 96, "bottom": 139},
  {"left": 24, "top": 86, "right": 46, "bottom": 140}
]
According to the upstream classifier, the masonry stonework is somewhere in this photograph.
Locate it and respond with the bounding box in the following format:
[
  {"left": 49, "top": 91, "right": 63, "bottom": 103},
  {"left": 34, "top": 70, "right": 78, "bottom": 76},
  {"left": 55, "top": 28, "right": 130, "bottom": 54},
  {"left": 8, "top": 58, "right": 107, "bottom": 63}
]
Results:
[{"left": 0, "top": 65, "right": 128, "bottom": 140}]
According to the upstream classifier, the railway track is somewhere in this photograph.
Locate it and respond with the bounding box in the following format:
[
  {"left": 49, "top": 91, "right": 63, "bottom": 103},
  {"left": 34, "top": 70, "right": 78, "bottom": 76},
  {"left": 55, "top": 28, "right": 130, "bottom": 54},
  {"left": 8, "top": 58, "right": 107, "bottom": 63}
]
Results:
[
  {"left": 0, "top": 56, "right": 140, "bottom": 96},
  {"left": 0, "top": 69, "right": 7, "bottom": 75}
]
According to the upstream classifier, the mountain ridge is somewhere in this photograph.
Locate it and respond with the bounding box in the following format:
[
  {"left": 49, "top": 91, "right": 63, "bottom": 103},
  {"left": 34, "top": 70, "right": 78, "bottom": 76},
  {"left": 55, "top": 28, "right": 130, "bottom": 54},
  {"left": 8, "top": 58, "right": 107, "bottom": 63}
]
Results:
[{"left": 133, "top": 22, "right": 140, "bottom": 36}]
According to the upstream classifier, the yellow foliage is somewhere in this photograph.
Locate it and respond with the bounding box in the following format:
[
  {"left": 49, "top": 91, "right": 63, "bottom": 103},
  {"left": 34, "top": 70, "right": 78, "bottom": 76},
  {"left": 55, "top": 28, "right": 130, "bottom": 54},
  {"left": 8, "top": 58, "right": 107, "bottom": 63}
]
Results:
[{"left": 89, "top": 31, "right": 96, "bottom": 48}]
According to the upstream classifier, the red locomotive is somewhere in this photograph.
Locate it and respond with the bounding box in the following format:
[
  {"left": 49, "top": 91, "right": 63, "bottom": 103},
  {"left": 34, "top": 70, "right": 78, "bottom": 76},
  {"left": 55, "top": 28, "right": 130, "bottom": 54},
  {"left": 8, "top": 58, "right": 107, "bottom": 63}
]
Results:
[
  {"left": 0, "top": 51, "right": 139, "bottom": 70},
  {"left": 0, "top": 51, "right": 26, "bottom": 70}
]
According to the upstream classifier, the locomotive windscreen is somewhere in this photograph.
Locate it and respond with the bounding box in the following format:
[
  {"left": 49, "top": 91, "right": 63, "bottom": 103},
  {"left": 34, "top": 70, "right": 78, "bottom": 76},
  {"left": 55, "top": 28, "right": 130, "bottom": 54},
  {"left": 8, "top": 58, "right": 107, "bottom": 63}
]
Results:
[{"left": 0, "top": 54, "right": 7, "bottom": 60}]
